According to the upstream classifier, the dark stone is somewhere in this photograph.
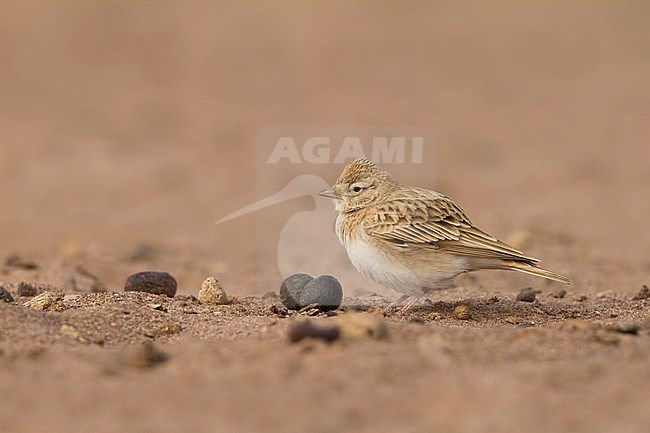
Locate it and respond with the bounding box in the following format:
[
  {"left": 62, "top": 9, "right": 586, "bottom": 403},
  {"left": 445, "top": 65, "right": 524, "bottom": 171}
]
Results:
[
  {"left": 280, "top": 273, "right": 313, "bottom": 310},
  {"left": 0, "top": 287, "right": 14, "bottom": 303},
  {"left": 298, "top": 275, "right": 343, "bottom": 311},
  {"left": 516, "top": 289, "right": 536, "bottom": 303},
  {"left": 124, "top": 271, "right": 177, "bottom": 297}
]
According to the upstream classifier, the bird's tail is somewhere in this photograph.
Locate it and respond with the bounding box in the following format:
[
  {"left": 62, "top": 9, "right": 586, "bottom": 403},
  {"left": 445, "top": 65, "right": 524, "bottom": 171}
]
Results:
[{"left": 503, "top": 261, "right": 572, "bottom": 285}]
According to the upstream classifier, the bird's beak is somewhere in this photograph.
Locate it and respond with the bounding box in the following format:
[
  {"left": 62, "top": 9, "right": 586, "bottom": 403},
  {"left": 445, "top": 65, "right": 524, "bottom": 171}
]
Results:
[{"left": 319, "top": 188, "right": 339, "bottom": 199}]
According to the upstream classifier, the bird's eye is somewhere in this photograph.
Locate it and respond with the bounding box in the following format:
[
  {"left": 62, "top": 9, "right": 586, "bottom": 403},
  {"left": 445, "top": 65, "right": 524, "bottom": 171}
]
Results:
[{"left": 350, "top": 182, "right": 371, "bottom": 194}]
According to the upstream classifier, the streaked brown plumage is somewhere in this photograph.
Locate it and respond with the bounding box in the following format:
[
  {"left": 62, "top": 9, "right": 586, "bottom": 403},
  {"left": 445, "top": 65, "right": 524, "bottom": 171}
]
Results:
[{"left": 320, "top": 159, "right": 570, "bottom": 302}]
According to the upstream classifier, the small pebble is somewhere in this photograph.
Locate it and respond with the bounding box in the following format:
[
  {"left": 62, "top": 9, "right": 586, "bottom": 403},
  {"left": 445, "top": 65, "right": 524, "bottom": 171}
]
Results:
[
  {"left": 453, "top": 305, "right": 471, "bottom": 320},
  {"left": 516, "top": 289, "right": 536, "bottom": 303},
  {"left": 124, "top": 271, "right": 177, "bottom": 297},
  {"left": 279, "top": 273, "right": 313, "bottom": 310},
  {"left": 0, "top": 286, "right": 14, "bottom": 303},
  {"left": 298, "top": 275, "right": 343, "bottom": 311},
  {"left": 23, "top": 291, "right": 65, "bottom": 312},
  {"left": 287, "top": 320, "right": 340, "bottom": 343},
  {"left": 198, "top": 277, "right": 229, "bottom": 305}
]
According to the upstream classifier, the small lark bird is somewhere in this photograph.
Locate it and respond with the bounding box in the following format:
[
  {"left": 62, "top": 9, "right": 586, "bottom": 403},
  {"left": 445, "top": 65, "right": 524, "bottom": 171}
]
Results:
[{"left": 320, "top": 159, "right": 570, "bottom": 306}]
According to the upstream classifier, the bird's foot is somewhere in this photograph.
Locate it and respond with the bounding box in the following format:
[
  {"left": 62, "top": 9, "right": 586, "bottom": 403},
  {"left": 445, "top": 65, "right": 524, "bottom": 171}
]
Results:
[
  {"left": 388, "top": 292, "right": 429, "bottom": 313},
  {"left": 389, "top": 295, "right": 410, "bottom": 308},
  {"left": 400, "top": 293, "right": 427, "bottom": 312}
]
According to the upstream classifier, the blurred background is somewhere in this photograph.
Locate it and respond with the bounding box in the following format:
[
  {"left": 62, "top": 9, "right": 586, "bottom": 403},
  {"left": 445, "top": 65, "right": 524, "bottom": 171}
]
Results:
[{"left": 1, "top": 1, "right": 649, "bottom": 295}]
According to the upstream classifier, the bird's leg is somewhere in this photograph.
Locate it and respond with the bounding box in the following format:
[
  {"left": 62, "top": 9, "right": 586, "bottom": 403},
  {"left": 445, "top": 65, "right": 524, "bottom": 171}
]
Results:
[
  {"left": 398, "top": 288, "right": 433, "bottom": 312},
  {"left": 400, "top": 294, "right": 425, "bottom": 312},
  {"left": 389, "top": 294, "right": 410, "bottom": 307}
]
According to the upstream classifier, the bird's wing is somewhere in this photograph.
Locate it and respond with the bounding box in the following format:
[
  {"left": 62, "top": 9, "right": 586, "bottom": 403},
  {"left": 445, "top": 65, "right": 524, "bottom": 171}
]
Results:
[{"left": 364, "top": 188, "right": 538, "bottom": 263}]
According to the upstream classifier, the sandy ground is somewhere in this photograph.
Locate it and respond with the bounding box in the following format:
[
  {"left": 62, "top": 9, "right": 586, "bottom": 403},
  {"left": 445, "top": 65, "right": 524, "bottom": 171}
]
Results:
[{"left": 1, "top": 1, "right": 650, "bottom": 432}]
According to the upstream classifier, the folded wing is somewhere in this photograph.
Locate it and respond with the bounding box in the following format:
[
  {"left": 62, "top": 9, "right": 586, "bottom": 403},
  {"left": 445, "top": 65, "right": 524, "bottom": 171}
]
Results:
[{"left": 364, "top": 188, "right": 539, "bottom": 265}]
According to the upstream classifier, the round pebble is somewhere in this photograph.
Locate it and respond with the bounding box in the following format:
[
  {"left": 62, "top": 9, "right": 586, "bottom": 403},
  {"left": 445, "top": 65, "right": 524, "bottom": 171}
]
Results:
[
  {"left": 124, "top": 271, "right": 177, "bottom": 297},
  {"left": 298, "top": 275, "right": 343, "bottom": 311},
  {"left": 198, "top": 277, "right": 229, "bottom": 305},
  {"left": 516, "top": 289, "right": 536, "bottom": 303},
  {"left": 0, "top": 286, "right": 14, "bottom": 303},
  {"left": 280, "top": 273, "right": 313, "bottom": 310}
]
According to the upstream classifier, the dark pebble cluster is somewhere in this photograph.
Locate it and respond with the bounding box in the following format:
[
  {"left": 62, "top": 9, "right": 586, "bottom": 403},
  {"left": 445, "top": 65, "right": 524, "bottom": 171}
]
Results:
[{"left": 280, "top": 273, "right": 343, "bottom": 311}]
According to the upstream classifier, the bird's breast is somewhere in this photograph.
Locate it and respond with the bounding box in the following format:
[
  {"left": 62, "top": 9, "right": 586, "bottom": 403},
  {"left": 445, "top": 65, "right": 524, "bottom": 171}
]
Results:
[{"left": 335, "top": 212, "right": 358, "bottom": 247}]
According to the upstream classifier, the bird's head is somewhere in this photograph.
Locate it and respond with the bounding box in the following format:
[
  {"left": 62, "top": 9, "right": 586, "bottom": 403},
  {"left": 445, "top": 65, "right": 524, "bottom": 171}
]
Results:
[{"left": 319, "top": 158, "right": 400, "bottom": 212}]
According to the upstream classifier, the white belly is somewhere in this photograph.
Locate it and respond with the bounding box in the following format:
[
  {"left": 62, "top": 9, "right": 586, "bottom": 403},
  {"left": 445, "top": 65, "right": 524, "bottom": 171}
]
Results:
[{"left": 346, "top": 238, "right": 459, "bottom": 296}]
